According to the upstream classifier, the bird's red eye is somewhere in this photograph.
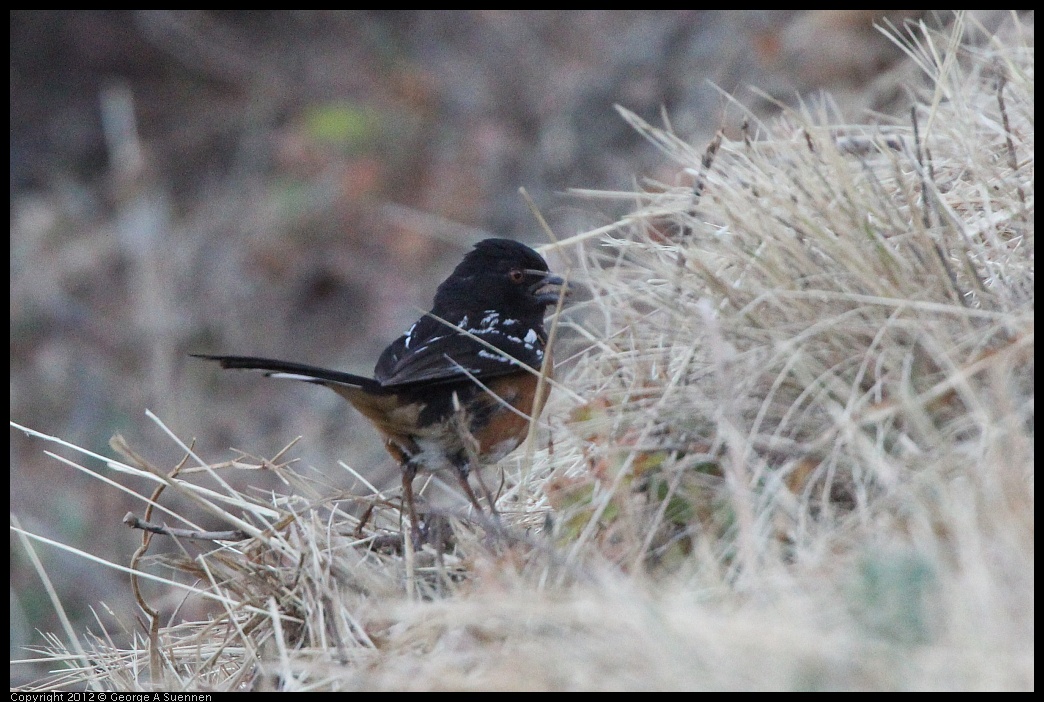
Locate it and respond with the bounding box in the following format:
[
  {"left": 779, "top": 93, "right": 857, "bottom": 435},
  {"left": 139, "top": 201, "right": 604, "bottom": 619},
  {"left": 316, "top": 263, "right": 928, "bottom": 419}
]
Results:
[{"left": 508, "top": 268, "right": 525, "bottom": 283}]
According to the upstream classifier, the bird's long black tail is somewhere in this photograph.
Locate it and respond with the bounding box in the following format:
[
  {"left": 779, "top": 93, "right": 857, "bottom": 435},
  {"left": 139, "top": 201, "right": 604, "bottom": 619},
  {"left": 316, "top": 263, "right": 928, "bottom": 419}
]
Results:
[{"left": 191, "top": 354, "right": 380, "bottom": 391}]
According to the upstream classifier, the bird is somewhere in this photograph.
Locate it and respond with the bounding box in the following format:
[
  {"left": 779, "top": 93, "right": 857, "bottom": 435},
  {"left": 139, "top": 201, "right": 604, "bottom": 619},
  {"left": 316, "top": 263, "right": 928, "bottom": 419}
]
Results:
[{"left": 194, "top": 238, "right": 566, "bottom": 546}]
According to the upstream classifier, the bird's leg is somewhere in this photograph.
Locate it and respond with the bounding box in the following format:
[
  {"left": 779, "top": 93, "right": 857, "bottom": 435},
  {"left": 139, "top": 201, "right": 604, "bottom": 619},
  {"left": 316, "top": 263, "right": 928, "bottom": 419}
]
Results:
[
  {"left": 469, "top": 465, "right": 501, "bottom": 522},
  {"left": 401, "top": 461, "right": 423, "bottom": 548},
  {"left": 453, "top": 466, "right": 491, "bottom": 520},
  {"left": 447, "top": 390, "right": 502, "bottom": 535},
  {"left": 455, "top": 465, "right": 505, "bottom": 553}
]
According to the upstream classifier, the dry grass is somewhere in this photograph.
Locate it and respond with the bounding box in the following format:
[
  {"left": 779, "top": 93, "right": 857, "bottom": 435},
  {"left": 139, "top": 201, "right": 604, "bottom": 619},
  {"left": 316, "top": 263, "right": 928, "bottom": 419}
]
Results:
[{"left": 11, "top": 13, "right": 1033, "bottom": 691}]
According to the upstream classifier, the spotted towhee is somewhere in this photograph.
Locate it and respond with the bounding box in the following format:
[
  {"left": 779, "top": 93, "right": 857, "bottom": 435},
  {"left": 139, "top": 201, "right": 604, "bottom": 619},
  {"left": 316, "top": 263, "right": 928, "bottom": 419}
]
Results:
[{"left": 194, "top": 238, "right": 566, "bottom": 545}]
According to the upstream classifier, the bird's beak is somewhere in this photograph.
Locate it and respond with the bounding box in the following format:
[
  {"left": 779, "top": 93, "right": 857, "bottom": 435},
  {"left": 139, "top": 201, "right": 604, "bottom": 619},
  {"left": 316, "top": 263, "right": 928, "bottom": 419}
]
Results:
[{"left": 529, "top": 271, "right": 568, "bottom": 305}]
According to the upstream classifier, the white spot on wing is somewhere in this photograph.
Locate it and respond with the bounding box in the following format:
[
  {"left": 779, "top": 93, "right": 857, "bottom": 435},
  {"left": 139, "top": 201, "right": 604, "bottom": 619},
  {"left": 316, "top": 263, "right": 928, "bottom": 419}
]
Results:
[{"left": 477, "top": 350, "right": 513, "bottom": 363}]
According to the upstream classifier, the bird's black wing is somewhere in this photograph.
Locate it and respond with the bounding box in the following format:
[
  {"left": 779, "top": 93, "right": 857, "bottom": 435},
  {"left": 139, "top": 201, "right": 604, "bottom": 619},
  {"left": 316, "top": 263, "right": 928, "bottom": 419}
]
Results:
[{"left": 374, "top": 316, "right": 546, "bottom": 388}]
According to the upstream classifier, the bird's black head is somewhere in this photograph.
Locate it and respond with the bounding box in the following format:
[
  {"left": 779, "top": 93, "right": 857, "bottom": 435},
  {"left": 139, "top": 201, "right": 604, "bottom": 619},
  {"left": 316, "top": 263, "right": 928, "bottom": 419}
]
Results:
[{"left": 432, "top": 238, "right": 565, "bottom": 319}]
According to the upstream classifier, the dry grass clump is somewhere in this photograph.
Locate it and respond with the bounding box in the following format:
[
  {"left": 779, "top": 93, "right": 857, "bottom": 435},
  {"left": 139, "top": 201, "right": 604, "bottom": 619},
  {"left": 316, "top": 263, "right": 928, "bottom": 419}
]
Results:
[
  {"left": 12, "top": 14, "right": 1033, "bottom": 691},
  {"left": 550, "top": 14, "right": 1034, "bottom": 577}
]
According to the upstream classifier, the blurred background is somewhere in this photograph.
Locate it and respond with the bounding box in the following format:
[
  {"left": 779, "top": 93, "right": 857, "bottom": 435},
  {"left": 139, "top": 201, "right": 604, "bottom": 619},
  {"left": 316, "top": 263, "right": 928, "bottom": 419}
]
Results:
[{"left": 11, "top": 10, "right": 1021, "bottom": 681}]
